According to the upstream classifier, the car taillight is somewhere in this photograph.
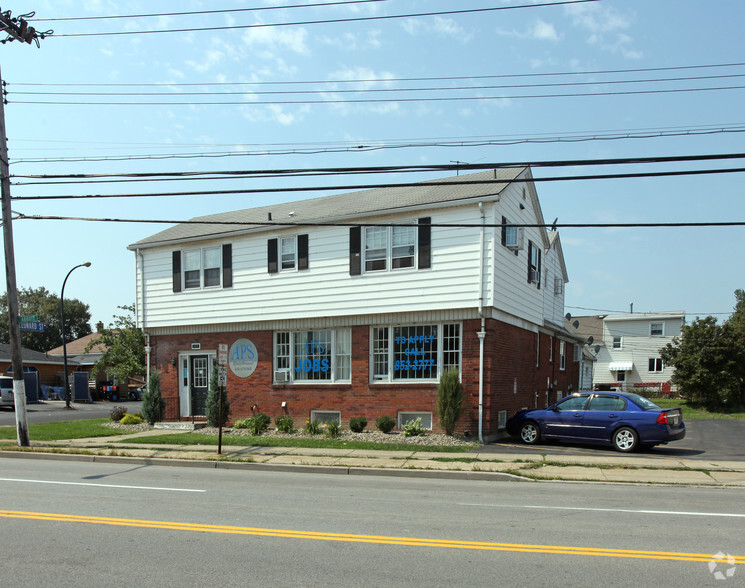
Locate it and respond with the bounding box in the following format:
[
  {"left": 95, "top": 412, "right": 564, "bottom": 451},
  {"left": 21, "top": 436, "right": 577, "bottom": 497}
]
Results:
[{"left": 656, "top": 412, "right": 668, "bottom": 425}]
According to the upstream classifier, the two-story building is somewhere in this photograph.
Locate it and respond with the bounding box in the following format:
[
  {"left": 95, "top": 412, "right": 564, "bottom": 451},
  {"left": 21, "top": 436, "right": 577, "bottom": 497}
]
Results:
[
  {"left": 128, "top": 167, "right": 581, "bottom": 440},
  {"left": 573, "top": 311, "right": 685, "bottom": 394}
]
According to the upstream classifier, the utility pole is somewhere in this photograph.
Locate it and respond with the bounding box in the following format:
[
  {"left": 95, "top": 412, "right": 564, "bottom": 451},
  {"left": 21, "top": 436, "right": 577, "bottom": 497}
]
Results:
[{"left": 0, "top": 8, "right": 49, "bottom": 446}]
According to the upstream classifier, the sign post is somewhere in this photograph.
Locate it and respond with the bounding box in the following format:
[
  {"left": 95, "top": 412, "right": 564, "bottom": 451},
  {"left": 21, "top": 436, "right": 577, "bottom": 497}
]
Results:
[{"left": 217, "top": 343, "right": 228, "bottom": 455}]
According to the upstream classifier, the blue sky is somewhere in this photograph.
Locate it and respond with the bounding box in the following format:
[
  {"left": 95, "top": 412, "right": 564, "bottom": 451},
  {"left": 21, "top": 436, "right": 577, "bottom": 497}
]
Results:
[{"left": 1, "top": 0, "right": 744, "bottom": 329}]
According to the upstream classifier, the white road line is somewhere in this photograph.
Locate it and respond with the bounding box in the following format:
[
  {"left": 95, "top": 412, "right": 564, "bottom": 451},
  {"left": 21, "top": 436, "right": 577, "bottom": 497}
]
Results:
[
  {"left": 458, "top": 503, "right": 745, "bottom": 518},
  {"left": 0, "top": 477, "right": 205, "bottom": 493}
]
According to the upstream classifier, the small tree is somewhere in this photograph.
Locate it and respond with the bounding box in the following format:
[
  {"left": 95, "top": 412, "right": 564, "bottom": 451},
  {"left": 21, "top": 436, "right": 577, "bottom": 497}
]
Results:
[
  {"left": 206, "top": 364, "right": 230, "bottom": 427},
  {"left": 141, "top": 370, "right": 165, "bottom": 425},
  {"left": 436, "top": 367, "right": 464, "bottom": 435}
]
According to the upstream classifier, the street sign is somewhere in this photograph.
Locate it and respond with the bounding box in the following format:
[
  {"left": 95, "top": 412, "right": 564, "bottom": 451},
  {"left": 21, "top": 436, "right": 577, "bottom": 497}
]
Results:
[
  {"left": 19, "top": 315, "right": 38, "bottom": 323},
  {"left": 218, "top": 343, "right": 228, "bottom": 366},
  {"left": 19, "top": 321, "right": 44, "bottom": 332},
  {"left": 217, "top": 365, "right": 228, "bottom": 386}
]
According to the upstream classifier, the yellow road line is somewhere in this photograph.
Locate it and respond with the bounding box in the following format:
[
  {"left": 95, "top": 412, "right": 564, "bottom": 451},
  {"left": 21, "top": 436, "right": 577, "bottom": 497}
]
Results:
[{"left": 1, "top": 509, "right": 743, "bottom": 563}]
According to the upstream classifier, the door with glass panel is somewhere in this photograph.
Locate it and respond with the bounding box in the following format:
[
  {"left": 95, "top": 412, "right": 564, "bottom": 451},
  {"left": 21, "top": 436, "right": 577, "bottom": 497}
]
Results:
[{"left": 190, "top": 355, "right": 209, "bottom": 416}]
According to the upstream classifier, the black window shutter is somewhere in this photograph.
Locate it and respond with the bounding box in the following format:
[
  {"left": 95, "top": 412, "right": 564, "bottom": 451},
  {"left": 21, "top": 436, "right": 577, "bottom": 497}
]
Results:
[
  {"left": 222, "top": 244, "right": 232, "bottom": 288},
  {"left": 537, "top": 248, "right": 542, "bottom": 289},
  {"left": 418, "top": 217, "right": 431, "bottom": 269},
  {"left": 527, "top": 241, "right": 533, "bottom": 283},
  {"left": 298, "top": 234, "right": 309, "bottom": 270},
  {"left": 267, "top": 238, "right": 278, "bottom": 274},
  {"left": 349, "top": 226, "right": 361, "bottom": 275},
  {"left": 172, "top": 250, "right": 181, "bottom": 293},
  {"left": 501, "top": 216, "right": 507, "bottom": 246}
]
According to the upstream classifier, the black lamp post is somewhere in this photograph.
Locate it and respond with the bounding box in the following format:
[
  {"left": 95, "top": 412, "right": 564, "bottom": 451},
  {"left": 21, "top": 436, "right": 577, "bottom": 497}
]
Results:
[{"left": 61, "top": 262, "right": 91, "bottom": 409}]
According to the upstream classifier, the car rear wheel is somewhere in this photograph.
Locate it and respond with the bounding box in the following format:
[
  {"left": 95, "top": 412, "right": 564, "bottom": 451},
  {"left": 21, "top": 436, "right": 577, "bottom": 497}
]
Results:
[
  {"left": 612, "top": 427, "right": 638, "bottom": 452},
  {"left": 519, "top": 421, "right": 541, "bottom": 445}
]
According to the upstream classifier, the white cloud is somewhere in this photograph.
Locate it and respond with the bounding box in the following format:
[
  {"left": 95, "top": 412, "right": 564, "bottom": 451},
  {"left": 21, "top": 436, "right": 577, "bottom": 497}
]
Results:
[
  {"left": 565, "top": 3, "right": 642, "bottom": 59},
  {"left": 532, "top": 20, "right": 560, "bottom": 42},
  {"left": 242, "top": 25, "right": 310, "bottom": 56},
  {"left": 401, "top": 17, "right": 471, "bottom": 41}
]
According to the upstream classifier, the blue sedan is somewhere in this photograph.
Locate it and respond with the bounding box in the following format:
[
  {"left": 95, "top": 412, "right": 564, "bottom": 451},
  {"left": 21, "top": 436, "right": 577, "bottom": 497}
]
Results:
[{"left": 506, "top": 392, "right": 686, "bottom": 452}]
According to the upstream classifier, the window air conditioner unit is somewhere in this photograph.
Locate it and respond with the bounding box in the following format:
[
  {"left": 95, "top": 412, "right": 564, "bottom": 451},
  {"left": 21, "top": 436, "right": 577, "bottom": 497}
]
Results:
[
  {"left": 505, "top": 227, "right": 524, "bottom": 251},
  {"left": 274, "top": 370, "right": 289, "bottom": 383}
]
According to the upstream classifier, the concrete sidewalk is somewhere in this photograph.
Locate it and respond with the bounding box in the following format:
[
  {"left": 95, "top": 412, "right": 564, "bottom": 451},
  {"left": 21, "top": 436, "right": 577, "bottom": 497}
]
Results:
[{"left": 2, "top": 429, "right": 745, "bottom": 486}]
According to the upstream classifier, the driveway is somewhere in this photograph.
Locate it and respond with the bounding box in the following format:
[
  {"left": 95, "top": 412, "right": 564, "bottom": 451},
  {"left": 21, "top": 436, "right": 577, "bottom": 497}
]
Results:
[{"left": 483, "top": 419, "right": 745, "bottom": 461}]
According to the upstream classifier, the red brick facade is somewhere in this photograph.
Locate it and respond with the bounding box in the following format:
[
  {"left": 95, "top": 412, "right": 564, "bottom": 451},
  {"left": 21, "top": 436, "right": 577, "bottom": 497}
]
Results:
[{"left": 149, "top": 318, "right": 579, "bottom": 439}]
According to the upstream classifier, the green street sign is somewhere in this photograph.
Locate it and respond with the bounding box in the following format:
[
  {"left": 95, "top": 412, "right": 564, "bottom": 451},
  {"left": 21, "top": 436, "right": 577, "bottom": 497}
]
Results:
[{"left": 19, "top": 315, "right": 38, "bottom": 323}]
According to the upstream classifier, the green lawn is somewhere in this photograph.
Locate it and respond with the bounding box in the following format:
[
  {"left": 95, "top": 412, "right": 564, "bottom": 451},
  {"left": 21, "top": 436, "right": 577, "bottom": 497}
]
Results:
[
  {"left": 651, "top": 398, "right": 745, "bottom": 419},
  {"left": 0, "top": 419, "right": 134, "bottom": 442},
  {"left": 0, "top": 419, "right": 475, "bottom": 452}
]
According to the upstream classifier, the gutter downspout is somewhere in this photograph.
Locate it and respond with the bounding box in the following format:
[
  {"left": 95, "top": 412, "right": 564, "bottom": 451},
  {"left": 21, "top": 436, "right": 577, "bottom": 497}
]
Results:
[
  {"left": 477, "top": 202, "right": 486, "bottom": 443},
  {"left": 136, "top": 248, "right": 151, "bottom": 386}
]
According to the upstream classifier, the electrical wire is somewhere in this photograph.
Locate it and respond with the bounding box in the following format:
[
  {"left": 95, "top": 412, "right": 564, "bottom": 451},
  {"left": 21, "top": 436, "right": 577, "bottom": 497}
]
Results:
[
  {"left": 11, "top": 166, "right": 745, "bottom": 200},
  {"left": 10, "top": 124, "right": 745, "bottom": 165},
  {"left": 47, "top": 1, "right": 600, "bottom": 38}
]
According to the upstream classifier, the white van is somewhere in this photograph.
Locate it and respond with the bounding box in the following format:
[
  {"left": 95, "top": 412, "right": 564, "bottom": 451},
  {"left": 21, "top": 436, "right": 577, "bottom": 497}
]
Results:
[{"left": 0, "top": 376, "right": 15, "bottom": 409}]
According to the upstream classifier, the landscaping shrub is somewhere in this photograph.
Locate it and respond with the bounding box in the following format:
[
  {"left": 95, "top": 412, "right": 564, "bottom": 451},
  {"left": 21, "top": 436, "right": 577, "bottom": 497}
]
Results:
[
  {"left": 248, "top": 413, "right": 271, "bottom": 435},
  {"left": 376, "top": 415, "right": 396, "bottom": 433},
  {"left": 141, "top": 370, "right": 165, "bottom": 426},
  {"left": 120, "top": 413, "right": 144, "bottom": 425},
  {"left": 109, "top": 406, "right": 128, "bottom": 422},
  {"left": 206, "top": 364, "right": 230, "bottom": 428},
  {"left": 435, "top": 367, "right": 464, "bottom": 436},
  {"left": 402, "top": 417, "right": 426, "bottom": 437},
  {"left": 233, "top": 418, "right": 251, "bottom": 429},
  {"left": 324, "top": 418, "right": 341, "bottom": 439},
  {"left": 275, "top": 415, "right": 294, "bottom": 433},
  {"left": 304, "top": 418, "right": 322, "bottom": 435},
  {"left": 349, "top": 416, "right": 368, "bottom": 433}
]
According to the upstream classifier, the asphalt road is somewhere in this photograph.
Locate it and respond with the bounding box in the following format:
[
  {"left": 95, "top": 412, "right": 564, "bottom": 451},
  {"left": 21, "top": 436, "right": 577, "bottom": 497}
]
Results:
[
  {"left": 1, "top": 457, "right": 742, "bottom": 586},
  {"left": 0, "top": 400, "right": 142, "bottom": 425}
]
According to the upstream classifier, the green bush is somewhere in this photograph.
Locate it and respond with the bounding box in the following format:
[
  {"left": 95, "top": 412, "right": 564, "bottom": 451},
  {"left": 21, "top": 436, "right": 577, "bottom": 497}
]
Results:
[
  {"left": 435, "top": 367, "right": 464, "bottom": 436},
  {"left": 402, "top": 417, "right": 426, "bottom": 437},
  {"left": 120, "top": 413, "right": 144, "bottom": 425},
  {"left": 205, "top": 364, "right": 230, "bottom": 428},
  {"left": 275, "top": 415, "right": 294, "bottom": 433},
  {"left": 376, "top": 415, "right": 396, "bottom": 433},
  {"left": 248, "top": 413, "right": 271, "bottom": 435},
  {"left": 109, "top": 406, "right": 128, "bottom": 422},
  {"left": 324, "top": 419, "right": 342, "bottom": 439},
  {"left": 141, "top": 370, "right": 166, "bottom": 426},
  {"left": 233, "top": 418, "right": 251, "bottom": 429},
  {"left": 304, "top": 418, "right": 322, "bottom": 435},
  {"left": 349, "top": 416, "right": 368, "bottom": 433}
]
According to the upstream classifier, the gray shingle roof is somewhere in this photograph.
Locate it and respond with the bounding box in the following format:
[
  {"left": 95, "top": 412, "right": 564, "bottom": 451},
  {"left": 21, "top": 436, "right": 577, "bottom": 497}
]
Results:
[
  {"left": 0, "top": 343, "right": 77, "bottom": 366},
  {"left": 129, "top": 167, "right": 527, "bottom": 249}
]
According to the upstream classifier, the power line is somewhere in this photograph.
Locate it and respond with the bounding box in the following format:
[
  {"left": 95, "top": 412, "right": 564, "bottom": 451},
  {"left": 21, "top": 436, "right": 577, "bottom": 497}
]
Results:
[
  {"left": 12, "top": 84, "right": 745, "bottom": 105},
  {"left": 11, "top": 167, "right": 745, "bottom": 200},
  {"left": 30, "top": 0, "right": 390, "bottom": 22},
  {"left": 10, "top": 124, "right": 745, "bottom": 165},
  {"left": 9, "top": 61, "right": 745, "bottom": 87},
  {"left": 10, "top": 73, "right": 745, "bottom": 98},
  {"left": 11, "top": 152, "right": 745, "bottom": 182},
  {"left": 14, "top": 213, "right": 745, "bottom": 230},
  {"left": 47, "top": 1, "right": 599, "bottom": 38}
]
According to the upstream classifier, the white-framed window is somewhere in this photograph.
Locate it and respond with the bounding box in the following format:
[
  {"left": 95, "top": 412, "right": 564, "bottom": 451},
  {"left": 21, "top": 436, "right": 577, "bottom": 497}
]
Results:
[
  {"left": 650, "top": 322, "right": 665, "bottom": 336},
  {"left": 559, "top": 340, "right": 566, "bottom": 371},
  {"left": 573, "top": 343, "right": 581, "bottom": 362},
  {"left": 612, "top": 336, "right": 622, "bottom": 349},
  {"left": 183, "top": 246, "right": 221, "bottom": 290},
  {"left": 310, "top": 410, "right": 341, "bottom": 425},
  {"left": 398, "top": 411, "right": 433, "bottom": 430},
  {"left": 364, "top": 225, "right": 416, "bottom": 272},
  {"left": 273, "top": 329, "right": 352, "bottom": 384},
  {"left": 554, "top": 277, "right": 563, "bottom": 295},
  {"left": 648, "top": 358, "right": 664, "bottom": 372},
  {"left": 528, "top": 240, "right": 541, "bottom": 286},
  {"left": 370, "top": 323, "right": 461, "bottom": 382},
  {"left": 549, "top": 336, "right": 553, "bottom": 363},
  {"left": 280, "top": 236, "right": 297, "bottom": 271}
]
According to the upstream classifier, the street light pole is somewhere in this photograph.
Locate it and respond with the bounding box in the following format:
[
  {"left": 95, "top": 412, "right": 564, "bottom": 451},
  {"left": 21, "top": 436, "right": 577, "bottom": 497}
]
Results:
[{"left": 61, "top": 262, "right": 91, "bottom": 409}]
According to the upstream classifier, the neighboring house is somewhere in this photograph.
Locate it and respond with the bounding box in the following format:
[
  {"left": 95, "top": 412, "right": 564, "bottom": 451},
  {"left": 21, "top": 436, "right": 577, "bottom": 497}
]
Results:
[
  {"left": 572, "top": 311, "right": 685, "bottom": 394},
  {"left": 128, "top": 168, "right": 581, "bottom": 440},
  {"left": 564, "top": 314, "right": 603, "bottom": 392},
  {"left": 0, "top": 342, "right": 79, "bottom": 399}
]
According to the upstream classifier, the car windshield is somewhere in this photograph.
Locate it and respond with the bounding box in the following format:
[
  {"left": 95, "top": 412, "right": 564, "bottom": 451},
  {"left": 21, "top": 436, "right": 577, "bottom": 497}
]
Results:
[{"left": 625, "top": 393, "right": 661, "bottom": 411}]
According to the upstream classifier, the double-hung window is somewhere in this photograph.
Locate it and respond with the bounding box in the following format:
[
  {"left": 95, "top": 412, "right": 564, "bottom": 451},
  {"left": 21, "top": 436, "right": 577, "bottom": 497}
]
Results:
[
  {"left": 559, "top": 340, "right": 566, "bottom": 370},
  {"left": 527, "top": 240, "right": 541, "bottom": 286},
  {"left": 650, "top": 322, "right": 665, "bottom": 336},
  {"left": 364, "top": 225, "right": 416, "bottom": 272},
  {"left": 274, "top": 329, "right": 351, "bottom": 384},
  {"left": 648, "top": 358, "right": 664, "bottom": 372},
  {"left": 280, "top": 237, "right": 296, "bottom": 270},
  {"left": 371, "top": 323, "right": 461, "bottom": 382},
  {"left": 183, "top": 246, "right": 221, "bottom": 289}
]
